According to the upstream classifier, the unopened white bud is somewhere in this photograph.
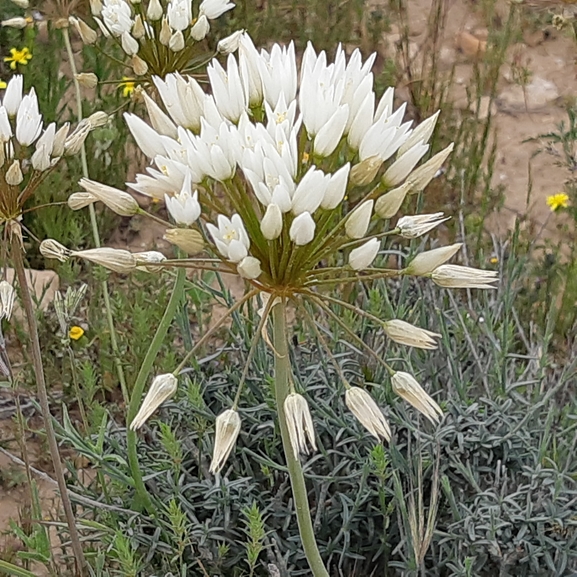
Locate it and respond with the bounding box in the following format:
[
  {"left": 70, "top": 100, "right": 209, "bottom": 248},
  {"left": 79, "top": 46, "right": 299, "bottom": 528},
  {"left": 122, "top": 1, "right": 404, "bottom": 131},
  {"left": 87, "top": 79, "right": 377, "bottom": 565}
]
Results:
[
  {"left": 89, "top": 0, "right": 102, "bottom": 15},
  {"left": 397, "top": 213, "right": 449, "bottom": 239},
  {"left": 431, "top": 264, "right": 498, "bottom": 289},
  {"left": 398, "top": 111, "right": 440, "bottom": 156},
  {"left": 210, "top": 409, "right": 241, "bottom": 474},
  {"left": 164, "top": 228, "right": 204, "bottom": 255},
  {"left": 132, "top": 15, "right": 145, "bottom": 39},
  {"left": 404, "top": 243, "right": 462, "bottom": 276},
  {"left": 169, "top": 30, "right": 185, "bottom": 52},
  {"left": 147, "top": 0, "right": 163, "bottom": 20},
  {"left": 260, "top": 203, "right": 283, "bottom": 240},
  {"left": 382, "top": 141, "right": 429, "bottom": 187},
  {"left": 190, "top": 14, "right": 209, "bottom": 40},
  {"left": 130, "top": 374, "right": 178, "bottom": 430},
  {"left": 40, "top": 239, "right": 72, "bottom": 262},
  {"left": 350, "top": 155, "right": 382, "bottom": 186},
  {"left": 0, "top": 280, "right": 16, "bottom": 321},
  {"left": 70, "top": 247, "right": 137, "bottom": 273},
  {"left": 69, "top": 16, "right": 98, "bottom": 44},
  {"left": 159, "top": 17, "right": 171, "bottom": 45},
  {"left": 407, "top": 143, "right": 454, "bottom": 192},
  {"left": 121, "top": 31, "right": 139, "bottom": 55},
  {"left": 321, "top": 163, "right": 350, "bottom": 210},
  {"left": 5, "top": 159, "right": 23, "bottom": 185},
  {"left": 131, "top": 55, "right": 148, "bottom": 76},
  {"left": 345, "top": 199, "right": 373, "bottom": 239},
  {"left": 348, "top": 238, "right": 380, "bottom": 271},
  {"left": 285, "top": 393, "right": 316, "bottom": 457},
  {"left": 289, "top": 211, "right": 315, "bottom": 246},
  {"left": 217, "top": 29, "right": 243, "bottom": 54},
  {"left": 375, "top": 182, "right": 411, "bottom": 219},
  {"left": 345, "top": 387, "right": 391, "bottom": 442},
  {"left": 79, "top": 178, "right": 139, "bottom": 216},
  {"left": 391, "top": 371, "right": 443, "bottom": 423},
  {"left": 383, "top": 319, "right": 440, "bottom": 349},
  {"left": 10, "top": 0, "right": 29, "bottom": 8},
  {"left": 237, "top": 256, "right": 261, "bottom": 279},
  {"left": 1, "top": 17, "right": 29, "bottom": 29},
  {"left": 68, "top": 192, "right": 97, "bottom": 210},
  {"left": 64, "top": 122, "right": 90, "bottom": 156},
  {"left": 143, "top": 93, "right": 177, "bottom": 137},
  {"left": 134, "top": 251, "right": 167, "bottom": 272},
  {"left": 75, "top": 73, "right": 98, "bottom": 89}
]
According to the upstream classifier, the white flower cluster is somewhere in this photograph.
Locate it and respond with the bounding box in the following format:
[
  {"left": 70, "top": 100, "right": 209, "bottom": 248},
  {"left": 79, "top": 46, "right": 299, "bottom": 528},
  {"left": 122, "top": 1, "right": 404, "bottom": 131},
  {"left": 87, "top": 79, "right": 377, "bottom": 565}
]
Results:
[{"left": 123, "top": 34, "right": 485, "bottom": 284}]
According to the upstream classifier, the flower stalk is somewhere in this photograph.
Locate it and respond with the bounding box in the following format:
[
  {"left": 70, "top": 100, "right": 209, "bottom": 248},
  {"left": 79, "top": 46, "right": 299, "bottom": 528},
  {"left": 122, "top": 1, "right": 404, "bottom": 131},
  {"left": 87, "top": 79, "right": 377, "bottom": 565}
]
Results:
[{"left": 272, "top": 300, "right": 329, "bottom": 577}]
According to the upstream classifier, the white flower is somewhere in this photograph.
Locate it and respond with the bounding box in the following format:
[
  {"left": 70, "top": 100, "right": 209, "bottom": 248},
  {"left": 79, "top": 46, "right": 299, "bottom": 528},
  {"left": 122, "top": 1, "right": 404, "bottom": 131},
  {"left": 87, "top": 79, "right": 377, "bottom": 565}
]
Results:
[
  {"left": 164, "top": 175, "right": 201, "bottom": 225},
  {"left": 260, "top": 203, "right": 283, "bottom": 240},
  {"left": 382, "top": 141, "right": 429, "bottom": 187},
  {"left": 291, "top": 166, "right": 328, "bottom": 216},
  {"left": 101, "top": 0, "right": 133, "bottom": 35},
  {"left": 52, "top": 123, "right": 70, "bottom": 157},
  {"left": 397, "top": 110, "right": 440, "bottom": 156},
  {"left": 15, "top": 89, "right": 42, "bottom": 146},
  {"left": 80, "top": 178, "right": 140, "bottom": 216},
  {"left": 349, "top": 238, "right": 380, "bottom": 271},
  {"left": 289, "top": 212, "right": 315, "bottom": 245},
  {"left": 159, "top": 16, "right": 171, "bottom": 45},
  {"left": 383, "top": 320, "right": 440, "bottom": 350},
  {"left": 2, "top": 17, "right": 29, "bottom": 28},
  {"left": 406, "top": 143, "right": 454, "bottom": 192},
  {"left": 345, "top": 199, "right": 373, "bottom": 239},
  {"left": 70, "top": 247, "right": 137, "bottom": 273},
  {"left": 431, "top": 264, "right": 498, "bottom": 289},
  {"left": 359, "top": 103, "right": 411, "bottom": 162},
  {"left": 3, "top": 75, "right": 23, "bottom": 116},
  {"left": 0, "top": 280, "right": 15, "bottom": 321},
  {"left": 209, "top": 408, "right": 241, "bottom": 474},
  {"left": 397, "top": 213, "right": 449, "bottom": 239},
  {"left": 206, "top": 214, "right": 250, "bottom": 263},
  {"left": 146, "top": 0, "right": 162, "bottom": 20},
  {"left": 374, "top": 182, "right": 411, "bottom": 219},
  {"left": 237, "top": 256, "right": 261, "bottom": 279},
  {"left": 167, "top": 0, "right": 191, "bottom": 31},
  {"left": 121, "top": 31, "right": 139, "bottom": 55},
  {"left": 169, "top": 30, "right": 185, "bottom": 52},
  {"left": 130, "top": 374, "right": 178, "bottom": 430},
  {"left": 321, "top": 163, "right": 350, "bottom": 210},
  {"left": 345, "top": 387, "right": 391, "bottom": 442},
  {"left": 31, "top": 123, "right": 56, "bottom": 171},
  {"left": 258, "top": 42, "right": 297, "bottom": 108},
  {"left": 190, "top": 14, "right": 209, "bottom": 40},
  {"left": 0, "top": 107, "right": 13, "bottom": 142},
  {"left": 5, "top": 160, "right": 23, "bottom": 185},
  {"left": 69, "top": 16, "right": 98, "bottom": 44},
  {"left": 404, "top": 243, "right": 462, "bottom": 276},
  {"left": 391, "top": 371, "right": 443, "bottom": 424},
  {"left": 124, "top": 112, "right": 168, "bottom": 159},
  {"left": 199, "top": 0, "right": 235, "bottom": 19},
  {"left": 284, "top": 393, "right": 316, "bottom": 456},
  {"left": 218, "top": 29, "right": 244, "bottom": 54},
  {"left": 143, "top": 93, "right": 177, "bottom": 138},
  {"left": 239, "top": 33, "right": 263, "bottom": 106},
  {"left": 207, "top": 55, "right": 248, "bottom": 123},
  {"left": 194, "top": 119, "right": 237, "bottom": 181}
]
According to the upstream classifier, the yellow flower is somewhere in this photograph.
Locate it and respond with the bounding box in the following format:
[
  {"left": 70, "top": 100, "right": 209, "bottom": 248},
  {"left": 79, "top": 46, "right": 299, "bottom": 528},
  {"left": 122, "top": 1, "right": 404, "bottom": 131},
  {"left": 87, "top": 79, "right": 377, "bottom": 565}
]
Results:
[
  {"left": 0, "top": 80, "right": 6, "bottom": 89},
  {"left": 4, "top": 47, "right": 32, "bottom": 70},
  {"left": 69, "top": 326, "right": 85, "bottom": 340},
  {"left": 490, "top": 256, "right": 498, "bottom": 265},
  {"left": 119, "top": 77, "right": 136, "bottom": 98},
  {"left": 546, "top": 193, "right": 569, "bottom": 212}
]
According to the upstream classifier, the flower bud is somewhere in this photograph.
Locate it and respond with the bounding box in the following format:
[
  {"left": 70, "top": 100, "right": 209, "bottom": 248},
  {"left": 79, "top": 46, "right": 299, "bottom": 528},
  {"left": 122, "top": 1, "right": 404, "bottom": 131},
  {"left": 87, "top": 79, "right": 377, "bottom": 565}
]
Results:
[
  {"left": 64, "top": 122, "right": 90, "bottom": 156},
  {"left": 79, "top": 178, "right": 139, "bottom": 216},
  {"left": 382, "top": 141, "right": 429, "bottom": 187},
  {"left": 375, "top": 182, "right": 411, "bottom": 219},
  {"left": 132, "top": 15, "right": 145, "bottom": 39},
  {"left": 345, "top": 387, "right": 391, "bottom": 442},
  {"left": 69, "top": 16, "right": 98, "bottom": 44},
  {"left": 431, "top": 264, "right": 498, "bottom": 289},
  {"left": 217, "top": 30, "right": 244, "bottom": 54},
  {"left": 169, "top": 30, "right": 185, "bottom": 52},
  {"left": 134, "top": 251, "right": 167, "bottom": 272},
  {"left": 52, "top": 123, "right": 70, "bottom": 157},
  {"left": 131, "top": 55, "right": 148, "bottom": 76},
  {"left": 391, "top": 371, "right": 443, "bottom": 423},
  {"left": 260, "top": 203, "right": 283, "bottom": 240},
  {"left": 350, "top": 155, "right": 382, "bottom": 186},
  {"left": 5, "top": 160, "right": 23, "bottom": 185},
  {"left": 147, "top": 0, "right": 163, "bottom": 20},
  {"left": 345, "top": 199, "right": 373, "bottom": 239},
  {"left": 237, "top": 256, "right": 261, "bottom": 279},
  {"left": 191, "top": 14, "right": 209, "bottom": 40},
  {"left": 40, "top": 239, "right": 72, "bottom": 262},
  {"left": 396, "top": 213, "right": 449, "bottom": 239},
  {"left": 209, "top": 409, "right": 241, "bottom": 474},
  {"left": 89, "top": 0, "right": 102, "bottom": 15},
  {"left": 1, "top": 17, "right": 29, "bottom": 29},
  {"left": 397, "top": 111, "right": 440, "bottom": 156},
  {"left": 130, "top": 374, "right": 178, "bottom": 430},
  {"left": 143, "top": 93, "right": 177, "bottom": 137},
  {"left": 10, "top": 0, "right": 29, "bottom": 8},
  {"left": 3, "top": 75, "right": 23, "bottom": 117},
  {"left": 75, "top": 73, "right": 98, "bottom": 89},
  {"left": 285, "top": 393, "right": 317, "bottom": 457},
  {"left": 289, "top": 211, "right": 315, "bottom": 246},
  {"left": 164, "top": 228, "right": 204, "bottom": 255},
  {"left": 406, "top": 143, "right": 454, "bottom": 192},
  {"left": 0, "top": 280, "right": 16, "bottom": 321},
  {"left": 383, "top": 319, "right": 440, "bottom": 349},
  {"left": 121, "top": 31, "right": 139, "bottom": 55},
  {"left": 321, "top": 163, "right": 350, "bottom": 210},
  {"left": 88, "top": 112, "right": 109, "bottom": 129},
  {"left": 159, "top": 17, "right": 171, "bottom": 45},
  {"left": 70, "top": 247, "right": 137, "bottom": 273},
  {"left": 348, "top": 238, "right": 380, "bottom": 271},
  {"left": 404, "top": 243, "right": 462, "bottom": 276},
  {"left": 165, "top": 186, "right": 201, "bottom": 225}
]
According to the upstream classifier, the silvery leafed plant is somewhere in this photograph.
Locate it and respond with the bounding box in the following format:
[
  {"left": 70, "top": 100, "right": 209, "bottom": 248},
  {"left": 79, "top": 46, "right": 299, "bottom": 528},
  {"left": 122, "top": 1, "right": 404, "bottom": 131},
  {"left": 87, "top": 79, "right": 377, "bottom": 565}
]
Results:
[{"left": 41, "top": 34, "right": 497, "bottom": 575}]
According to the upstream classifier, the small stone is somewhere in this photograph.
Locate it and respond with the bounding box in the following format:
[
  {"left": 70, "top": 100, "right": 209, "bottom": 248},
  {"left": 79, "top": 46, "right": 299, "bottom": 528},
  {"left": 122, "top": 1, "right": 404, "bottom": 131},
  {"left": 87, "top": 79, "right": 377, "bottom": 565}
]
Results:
[
  {"left": 455, "top": 31, "right": 486, "bottom": 59},
  {"left": 497, "top": 76, "right": 560, "bottom": 112}
]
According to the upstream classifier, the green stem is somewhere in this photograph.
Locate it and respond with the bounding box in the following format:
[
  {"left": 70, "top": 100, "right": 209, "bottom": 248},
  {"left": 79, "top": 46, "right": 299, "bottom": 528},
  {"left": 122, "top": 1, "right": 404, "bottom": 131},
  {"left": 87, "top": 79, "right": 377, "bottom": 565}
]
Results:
[
  {"left": 62, "top": 26, "right": 129, "bottom": 404},
  {"left": 126, "top": 268, "right": 186, "bottom": 512},
  {"left": 272, "top": 301, "right": 329, "bottom": 577},
  {"left": 11, "top": 239, "right": 87, "bottom": 576}
]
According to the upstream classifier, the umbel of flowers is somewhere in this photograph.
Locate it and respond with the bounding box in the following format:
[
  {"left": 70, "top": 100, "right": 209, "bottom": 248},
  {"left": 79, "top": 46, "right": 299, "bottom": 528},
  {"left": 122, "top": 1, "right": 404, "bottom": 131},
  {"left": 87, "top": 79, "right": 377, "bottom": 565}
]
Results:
[
  {"left": 68, "top": 0, "right": 238, "bottom": 80},
  {"left": 41, "top": 34, "right": 497, "bottom": 576}
]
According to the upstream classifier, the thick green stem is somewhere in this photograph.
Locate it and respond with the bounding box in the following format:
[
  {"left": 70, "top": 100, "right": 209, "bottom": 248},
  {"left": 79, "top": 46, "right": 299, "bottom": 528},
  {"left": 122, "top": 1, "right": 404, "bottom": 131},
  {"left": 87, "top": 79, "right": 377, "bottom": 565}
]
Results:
[
  {"left": 11, "top": 239, "right": 87, "bottom": 576},
  {"left": 62, "top": 26, "right": 129, "bottom": 404},
  {"left": 272, "top": 301, "right": 329, "bottom": 577},
  {"left": 126, "top": 268, "right": 186, "bottom": 512}
]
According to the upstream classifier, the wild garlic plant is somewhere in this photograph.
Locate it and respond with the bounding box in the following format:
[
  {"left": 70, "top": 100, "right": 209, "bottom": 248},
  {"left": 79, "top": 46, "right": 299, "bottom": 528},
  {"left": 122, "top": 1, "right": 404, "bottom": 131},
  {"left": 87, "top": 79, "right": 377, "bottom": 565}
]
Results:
[
  {"left": 41, "top": 34, "right": 497, "bottom": 576},
  {"left": 0, "top": 75, "right": 108, "bottom": 575}
]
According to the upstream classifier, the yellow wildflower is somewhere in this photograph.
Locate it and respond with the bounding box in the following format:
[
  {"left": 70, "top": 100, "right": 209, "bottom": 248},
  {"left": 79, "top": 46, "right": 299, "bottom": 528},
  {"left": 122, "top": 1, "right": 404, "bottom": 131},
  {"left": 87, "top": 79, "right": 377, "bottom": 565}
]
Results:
[
  {"left": 4, "top": 47, "right": 32, "bottom": 70},
  {"left": 119, "top": 77, "right": 136, "bottom": 98},
  {"left": 489, "top": 257, "right": 498, "bottom": 265},
  {"left": 69, "top": 326, "right": 85, "bottom": 340},
  {"left": 0, "top": 80, "right": 6, "bottom": 89},
  {"left": 546, "top": 193, "right": 569, "bottom": 212}
]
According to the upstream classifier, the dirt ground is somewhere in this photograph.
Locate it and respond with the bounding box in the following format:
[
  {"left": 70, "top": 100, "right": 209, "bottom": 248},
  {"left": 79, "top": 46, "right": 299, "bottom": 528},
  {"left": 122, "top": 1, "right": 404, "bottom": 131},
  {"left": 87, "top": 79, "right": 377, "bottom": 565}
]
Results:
[{"left": 3, "top": 0, "right": 577, "bottom": 570}]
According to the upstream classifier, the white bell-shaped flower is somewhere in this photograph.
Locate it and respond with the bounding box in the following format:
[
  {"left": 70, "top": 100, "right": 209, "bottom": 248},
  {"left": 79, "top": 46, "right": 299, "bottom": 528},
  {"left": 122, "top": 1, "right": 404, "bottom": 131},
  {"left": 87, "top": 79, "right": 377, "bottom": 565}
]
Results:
[
  {"left": 206, "top": 214, "right": 250, "bottom": 263},
  {"left": 164, "top": 174, "right": 201, "bottom": 226}
]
